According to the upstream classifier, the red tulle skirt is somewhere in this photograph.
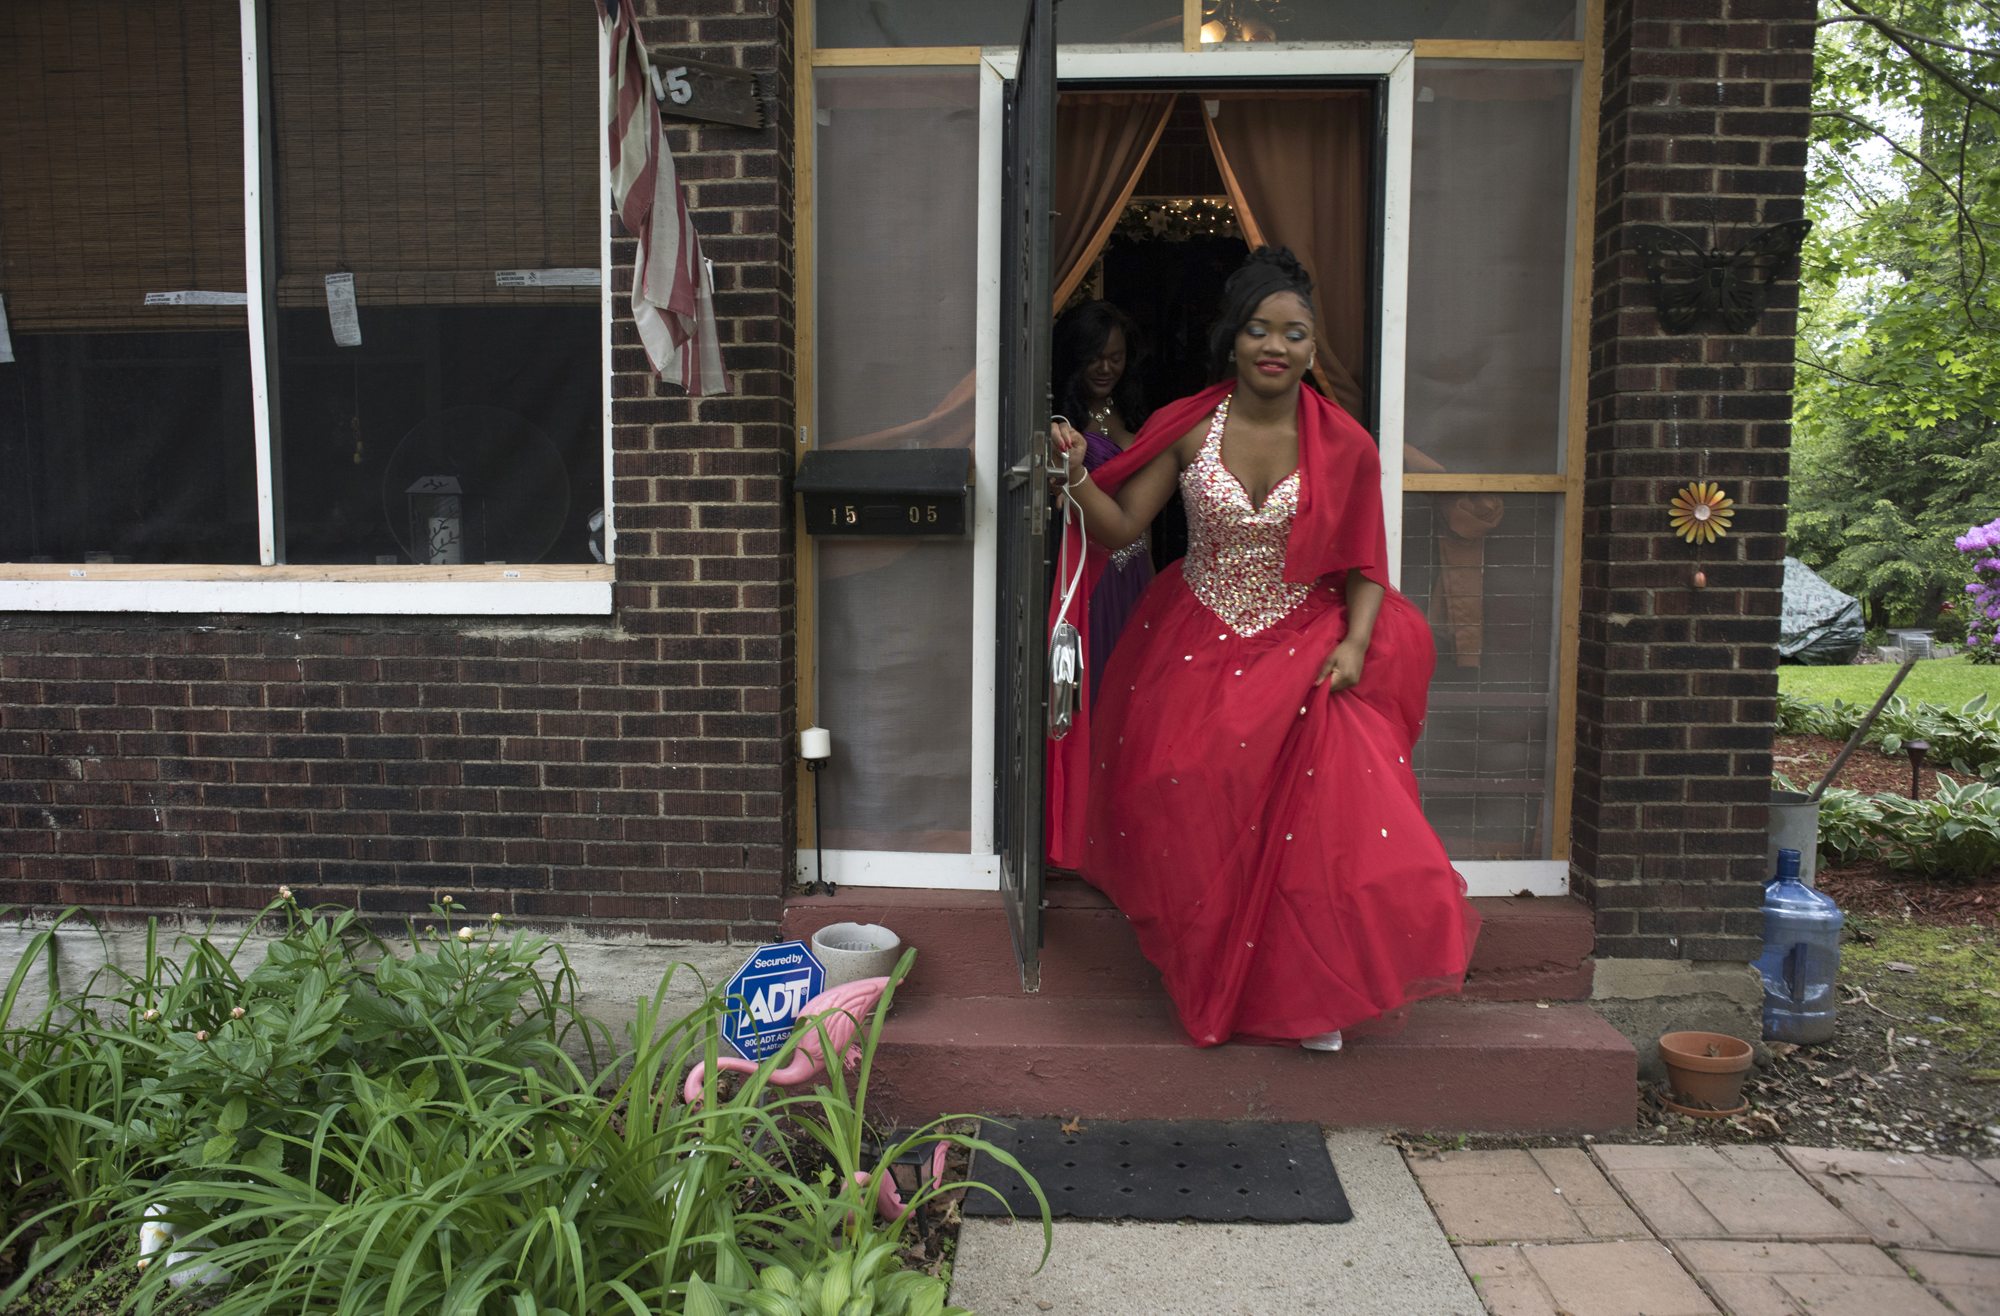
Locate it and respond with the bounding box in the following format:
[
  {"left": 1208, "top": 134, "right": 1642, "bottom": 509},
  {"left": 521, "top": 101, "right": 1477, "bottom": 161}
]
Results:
[{"left": 1078, "top": 565, "right": 1482, "bottom": 1047}]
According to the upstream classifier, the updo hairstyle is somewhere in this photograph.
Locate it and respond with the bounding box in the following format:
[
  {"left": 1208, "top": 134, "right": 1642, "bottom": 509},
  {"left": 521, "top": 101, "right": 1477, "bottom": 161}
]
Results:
[{"left": 1205, "top": 246, "right": 1316, "bottom": 382}]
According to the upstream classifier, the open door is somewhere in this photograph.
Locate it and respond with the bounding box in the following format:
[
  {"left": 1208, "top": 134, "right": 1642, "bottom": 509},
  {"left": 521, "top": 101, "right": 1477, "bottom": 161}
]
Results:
[{"left": 994, "top": 0, "right": 1056, "bottom": 990}]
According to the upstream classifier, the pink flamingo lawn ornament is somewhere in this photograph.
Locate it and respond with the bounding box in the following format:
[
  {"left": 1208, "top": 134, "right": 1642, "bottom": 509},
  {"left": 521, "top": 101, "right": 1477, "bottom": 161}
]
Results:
[
  {"left": 682, "top": 976, "right": 891, "bottom": 1107},
  {"left": 681, "top": 975, "right": 945, "bottom": 1220}
]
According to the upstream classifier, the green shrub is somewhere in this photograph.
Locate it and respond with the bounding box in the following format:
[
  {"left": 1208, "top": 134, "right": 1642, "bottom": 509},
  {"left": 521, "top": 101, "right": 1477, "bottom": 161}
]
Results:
[
  {"left": 1777, "top": 691, "right": 1845, "bottom": 738},
  {"left": 1815, "top": 788, "right": 1884, "bottom": 865},
  {"left": 1775, "top": 771, "right": 2000, "bottom": 878},
  {"left": 1775, "top": 692, "right": 2000, "bottom": 779},
  {"left": 1872, "top": 694, "right": 2000, "bottom": 778},
  {"left": 1, "top": 902, "right": 1045, "bottom": 1314},
  {"left": 1870, "top": 775, "right": 2000, "bottom": 881}
]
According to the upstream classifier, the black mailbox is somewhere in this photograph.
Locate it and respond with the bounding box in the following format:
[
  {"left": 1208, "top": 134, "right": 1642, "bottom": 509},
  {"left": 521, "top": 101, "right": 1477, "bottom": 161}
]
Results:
[{"left": 795, "top": 448, "right": 972, "bottom": 537}]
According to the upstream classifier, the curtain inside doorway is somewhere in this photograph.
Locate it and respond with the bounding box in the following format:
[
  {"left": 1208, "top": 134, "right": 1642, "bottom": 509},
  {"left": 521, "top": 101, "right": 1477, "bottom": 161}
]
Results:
[
  {"left": 1201, "top": 94, "right": 1371, "bottom": 417},
  {"left": 1052, "top": 94, "right": 1175, "bottom": 308}
]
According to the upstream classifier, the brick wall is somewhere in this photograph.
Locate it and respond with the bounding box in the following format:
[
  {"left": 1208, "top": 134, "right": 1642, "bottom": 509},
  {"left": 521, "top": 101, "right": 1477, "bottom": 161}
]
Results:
[
  {"left": 1571, "top": 0, "right": 1816, "bottom": 960},
  {"left": 0, "top": 0, "right": 799, "bottom": 940}
]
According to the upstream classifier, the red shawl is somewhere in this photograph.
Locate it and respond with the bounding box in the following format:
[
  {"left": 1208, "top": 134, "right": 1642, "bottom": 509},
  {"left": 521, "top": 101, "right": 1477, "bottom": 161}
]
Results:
[{"left": 1044, "top": 381, "right": 1390, "bottom": 868}]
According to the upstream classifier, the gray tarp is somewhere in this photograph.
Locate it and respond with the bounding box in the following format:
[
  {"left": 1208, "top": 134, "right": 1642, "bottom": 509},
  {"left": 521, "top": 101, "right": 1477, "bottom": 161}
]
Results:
[{"left": 1781, "top": 556, "right": 1865, "bottom": 665}]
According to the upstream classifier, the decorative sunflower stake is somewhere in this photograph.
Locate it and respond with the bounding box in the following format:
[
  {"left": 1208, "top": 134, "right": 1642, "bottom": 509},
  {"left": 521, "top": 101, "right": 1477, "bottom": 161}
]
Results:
[{"left": 1668, "top": 481, "right": 1734, "bottom": 588}]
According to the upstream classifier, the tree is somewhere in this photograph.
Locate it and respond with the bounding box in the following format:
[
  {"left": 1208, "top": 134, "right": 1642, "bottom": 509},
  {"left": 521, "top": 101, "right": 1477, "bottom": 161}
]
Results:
[{"left": 1790, "top": 0, "right": 2000, "bottom": 629}]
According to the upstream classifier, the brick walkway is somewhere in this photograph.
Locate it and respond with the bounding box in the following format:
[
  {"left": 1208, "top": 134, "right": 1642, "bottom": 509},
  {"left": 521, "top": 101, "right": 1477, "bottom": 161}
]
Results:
[{"left": 1411, "top": 1145, "right": 2000, "bottom": 1315}]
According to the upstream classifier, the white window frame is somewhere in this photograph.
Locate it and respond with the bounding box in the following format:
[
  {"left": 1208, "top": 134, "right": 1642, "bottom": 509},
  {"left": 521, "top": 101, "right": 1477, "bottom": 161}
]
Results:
[{"left": 0, "top": 0, "right": 614, "bottom": 616}]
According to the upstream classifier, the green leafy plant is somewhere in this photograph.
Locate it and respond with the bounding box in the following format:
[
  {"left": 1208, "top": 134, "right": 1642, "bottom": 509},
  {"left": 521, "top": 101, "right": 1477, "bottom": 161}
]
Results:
[
  {"left": 1775, "top": 692, "right": 2000, "bottom": 779},
  {"left": 1792, "top": 1, "right": 2000, "bottom": 631},
  {"left": 1815, "top": 787, "right": 1885, "bottom": 865},
  {"left": 1777, "top": 691, "right": 1847, "bottom": 738},
  {"left": 2, "top": 904, "right": 1046, "bottom": 1314},
  {"left": 719, "top": 1239, "right": 960, "bottom": 1316},
  {"left": 1871, "top": 694, "right": 2000, "bottom": 778},
  {"left": 1869, "top": 775, "right": 2000, "bottom": 881}
]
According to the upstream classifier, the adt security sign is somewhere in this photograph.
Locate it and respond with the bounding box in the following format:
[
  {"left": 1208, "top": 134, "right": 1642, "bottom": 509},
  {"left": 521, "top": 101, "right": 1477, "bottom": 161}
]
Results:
[{"left": 721, "top": 940, "right": 826, "bottom": 1061}]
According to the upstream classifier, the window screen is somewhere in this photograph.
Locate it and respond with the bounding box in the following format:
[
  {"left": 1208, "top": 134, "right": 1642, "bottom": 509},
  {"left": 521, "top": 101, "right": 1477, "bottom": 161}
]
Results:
[
  {"left": 1203, "top": 0, "right": 1579, "bottom": 43},
  {"left": 817, "top": 0, "right": 1180, "bottom": 47},
  {"left": 1406, "top": 63, "right": 1577, "bottom": 475},
  {"left": 1404, "top": 492, "right": 1565, "bottom": 860},
  {"left": 813, "top": 68, "right": 981, "bottom": 854}
]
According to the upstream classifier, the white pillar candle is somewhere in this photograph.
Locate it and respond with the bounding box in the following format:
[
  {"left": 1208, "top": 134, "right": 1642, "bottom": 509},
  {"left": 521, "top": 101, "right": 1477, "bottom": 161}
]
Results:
[{"left": 799, "top": 726, "right": 832, "bottom": 760}]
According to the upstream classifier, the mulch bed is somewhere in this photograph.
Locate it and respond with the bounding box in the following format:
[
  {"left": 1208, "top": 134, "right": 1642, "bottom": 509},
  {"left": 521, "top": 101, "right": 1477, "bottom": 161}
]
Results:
[
  {"left": 1819, "top": 860, "right": 2000, "bottom": 927},
  {"left": 1773, "top": 733, "right": 1927, "bottom": 798}
]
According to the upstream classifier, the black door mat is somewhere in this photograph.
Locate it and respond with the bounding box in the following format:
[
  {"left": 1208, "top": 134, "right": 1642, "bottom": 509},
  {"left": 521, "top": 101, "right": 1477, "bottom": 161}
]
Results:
[{"left": 963, "top": 1119, "right": 1352, "bottom": 1223}]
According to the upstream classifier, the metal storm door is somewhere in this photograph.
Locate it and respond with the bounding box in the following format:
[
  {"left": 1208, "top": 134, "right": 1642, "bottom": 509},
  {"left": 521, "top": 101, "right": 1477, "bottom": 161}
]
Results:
[{"left": 995, "top": 0, "right": 1056, "bottom": 990}]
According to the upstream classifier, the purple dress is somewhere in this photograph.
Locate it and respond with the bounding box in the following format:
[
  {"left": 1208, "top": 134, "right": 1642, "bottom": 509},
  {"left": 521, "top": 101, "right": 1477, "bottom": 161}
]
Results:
[{"left": 1082, "top": 428, "right": 1155, "bottom": 704}]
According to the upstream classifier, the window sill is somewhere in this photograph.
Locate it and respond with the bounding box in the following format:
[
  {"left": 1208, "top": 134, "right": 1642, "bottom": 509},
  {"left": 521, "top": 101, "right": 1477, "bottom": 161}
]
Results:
[{"left": 0, "top": 564, "right": 615, "bottom": 615}]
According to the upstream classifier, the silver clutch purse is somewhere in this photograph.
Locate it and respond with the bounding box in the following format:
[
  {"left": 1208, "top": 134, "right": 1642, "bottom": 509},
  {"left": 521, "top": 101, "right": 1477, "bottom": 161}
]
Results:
[
  {"left": 1048, "top": 619, "right": 1082, "bottom": 739},
  {"left": 1048, "top": 429, "right": 1088, "bottom": 741}
]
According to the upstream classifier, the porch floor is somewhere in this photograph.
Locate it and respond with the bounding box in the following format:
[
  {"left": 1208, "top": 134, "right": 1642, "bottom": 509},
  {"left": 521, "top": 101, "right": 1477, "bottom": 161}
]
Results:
[{"left": 784, "top": 885, "right": 1636, "bottom": 1135}]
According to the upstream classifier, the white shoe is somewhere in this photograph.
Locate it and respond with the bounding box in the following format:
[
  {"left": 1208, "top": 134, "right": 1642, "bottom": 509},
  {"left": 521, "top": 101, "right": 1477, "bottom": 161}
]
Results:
[{"left": 1301, "top": 1030, "right": 1343, "bottom": 1052}]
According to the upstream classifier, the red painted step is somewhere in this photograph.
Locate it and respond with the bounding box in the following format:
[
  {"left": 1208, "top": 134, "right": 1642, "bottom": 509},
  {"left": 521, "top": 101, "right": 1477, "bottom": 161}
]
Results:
[
  {"left": 785, "top": 884, "right": 1631, "bottom": 1134},
  {"left": 782, "top": 885, "right": 1596, "bottom": 1002},
  {"left": 860, "top": 993, "right": 1636, "bottom": 1135}
]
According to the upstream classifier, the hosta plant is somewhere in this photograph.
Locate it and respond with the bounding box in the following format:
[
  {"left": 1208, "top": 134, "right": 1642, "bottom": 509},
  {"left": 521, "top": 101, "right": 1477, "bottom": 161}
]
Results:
[
  {"left": 1776, "top": 693, "right": 2000, "bottom": 779},
  {"left": 1870, "top": 775, "right": 2000, "bottom": 881},
  {"left": 1814, "top": 788, "right": 1884, "bottom": 865}
]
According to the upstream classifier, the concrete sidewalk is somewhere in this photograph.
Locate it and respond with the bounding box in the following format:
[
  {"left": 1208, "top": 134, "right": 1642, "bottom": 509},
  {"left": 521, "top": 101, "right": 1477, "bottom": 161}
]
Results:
[{"left": 947, "top": 1139, "right": 2000, "bottom": 1315}]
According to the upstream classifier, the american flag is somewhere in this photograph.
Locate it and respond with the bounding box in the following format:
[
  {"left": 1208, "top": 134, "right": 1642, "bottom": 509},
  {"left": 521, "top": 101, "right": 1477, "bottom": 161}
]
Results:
[{"left": 597, "top": 0, "right": 729, "bottom": 396}]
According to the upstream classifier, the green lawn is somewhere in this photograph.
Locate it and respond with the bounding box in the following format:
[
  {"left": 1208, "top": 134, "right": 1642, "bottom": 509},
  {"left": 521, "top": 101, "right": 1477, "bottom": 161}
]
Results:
[{"left": 1779, "top": 655, "right": 2000, "bottom": 707}]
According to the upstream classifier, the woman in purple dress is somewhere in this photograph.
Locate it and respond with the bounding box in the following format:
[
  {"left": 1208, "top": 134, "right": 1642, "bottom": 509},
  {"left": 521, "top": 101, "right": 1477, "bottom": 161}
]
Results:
[{"left": 1052, "top": 301, "right": 1154, "bottom": 703}]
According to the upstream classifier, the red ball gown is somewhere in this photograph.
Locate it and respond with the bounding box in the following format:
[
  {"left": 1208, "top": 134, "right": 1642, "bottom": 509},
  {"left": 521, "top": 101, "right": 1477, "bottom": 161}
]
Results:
[{"left": 1047, "top": 382, "right": 1480, "bottom": 1047}]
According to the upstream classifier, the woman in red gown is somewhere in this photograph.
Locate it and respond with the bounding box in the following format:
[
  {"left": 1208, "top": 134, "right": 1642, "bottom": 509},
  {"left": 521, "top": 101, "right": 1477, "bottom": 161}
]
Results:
[{"left": 1046, "top": 248, "right": 1480, "bottom": 1050}]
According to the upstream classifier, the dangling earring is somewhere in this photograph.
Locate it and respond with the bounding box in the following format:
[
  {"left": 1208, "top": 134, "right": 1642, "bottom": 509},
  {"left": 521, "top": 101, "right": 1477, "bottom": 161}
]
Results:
[{"left": 1228, "top": 350, "right": 1236, "bottom": 362}]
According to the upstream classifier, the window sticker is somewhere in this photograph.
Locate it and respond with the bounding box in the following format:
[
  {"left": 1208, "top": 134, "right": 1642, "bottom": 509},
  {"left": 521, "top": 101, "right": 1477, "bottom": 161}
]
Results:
[
  {"left": 494, "top": 268, "right": 601, "bottom": 288},
  {"left": 142, "top": 290, "right": 249, "bottom": 306},
  {"left": 324, "top": 272, "right": 361, "bottom": 347}
]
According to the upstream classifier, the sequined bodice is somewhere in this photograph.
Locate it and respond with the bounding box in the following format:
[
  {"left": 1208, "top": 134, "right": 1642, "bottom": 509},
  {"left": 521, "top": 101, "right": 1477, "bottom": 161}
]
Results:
[{"left": 1180, "top": 395, "right": 1310, "bottom": 637}]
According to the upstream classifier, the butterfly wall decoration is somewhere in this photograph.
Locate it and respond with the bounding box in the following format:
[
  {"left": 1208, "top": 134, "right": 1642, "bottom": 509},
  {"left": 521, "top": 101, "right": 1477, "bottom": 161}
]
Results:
[{"left": 1627, "top": 220, "right": 1812, "bottom": 333}]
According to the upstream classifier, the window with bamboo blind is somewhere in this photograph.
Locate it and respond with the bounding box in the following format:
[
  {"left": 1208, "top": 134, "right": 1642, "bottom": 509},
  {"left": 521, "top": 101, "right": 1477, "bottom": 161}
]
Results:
[
  {"left": 268, "top": 0, "right": 598, "bottom": 310},
  {"left": 0, "top": 0, "right": 604, "bottom": 569},
  {"left": 267, "top": 0, "right": 602, "bottom": 566},
  {"left": 0, "top": 0, "right": 258, "bottom": 563},
  {"left": 0, "top": 0, "right": 248, "bottom": 333}
]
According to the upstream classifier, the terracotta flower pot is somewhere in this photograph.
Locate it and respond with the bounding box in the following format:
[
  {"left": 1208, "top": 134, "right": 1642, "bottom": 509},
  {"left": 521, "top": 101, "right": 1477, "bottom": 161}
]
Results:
[{"left": 1657, "top": 1030, "right": 1753, "bottom": 1112}]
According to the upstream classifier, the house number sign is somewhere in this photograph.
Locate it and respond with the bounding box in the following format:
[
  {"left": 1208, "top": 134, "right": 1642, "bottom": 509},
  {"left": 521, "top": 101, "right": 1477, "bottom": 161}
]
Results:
[{"left": 642, "top": 51, "right": 766, "bottom": 130}]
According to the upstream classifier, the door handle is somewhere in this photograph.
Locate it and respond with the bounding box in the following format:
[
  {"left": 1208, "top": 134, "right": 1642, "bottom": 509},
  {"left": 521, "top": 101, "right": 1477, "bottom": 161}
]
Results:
[{"left": 1004, "top": 427, "right": 1051, "bottom": 490}]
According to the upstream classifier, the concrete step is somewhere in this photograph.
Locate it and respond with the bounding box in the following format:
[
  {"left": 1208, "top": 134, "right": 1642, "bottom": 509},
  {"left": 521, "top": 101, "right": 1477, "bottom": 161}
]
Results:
[
  {"left": 783, "top": 885, "right": 1596, "bottom": 1003},
  {"left": 862, "top": 993, "right": 1636, "bottom": 1136}
]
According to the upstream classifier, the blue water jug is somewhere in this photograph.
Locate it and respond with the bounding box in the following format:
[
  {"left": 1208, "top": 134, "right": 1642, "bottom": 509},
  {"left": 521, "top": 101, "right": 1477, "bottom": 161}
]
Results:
[{"left": 1754, "top": 847, "right": 1844, "bottom": 1043}]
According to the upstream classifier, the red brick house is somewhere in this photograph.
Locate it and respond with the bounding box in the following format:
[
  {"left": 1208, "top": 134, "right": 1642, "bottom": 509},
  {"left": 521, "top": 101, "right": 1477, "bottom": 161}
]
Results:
[{"left": 0, "top": 0, "right": 1813, "bottom": 1131}]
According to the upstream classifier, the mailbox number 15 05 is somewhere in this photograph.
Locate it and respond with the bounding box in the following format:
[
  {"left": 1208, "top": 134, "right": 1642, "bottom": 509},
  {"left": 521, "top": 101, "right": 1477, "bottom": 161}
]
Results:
[{"left": 826, "top": 505, "right": 939, "bottom": 526}]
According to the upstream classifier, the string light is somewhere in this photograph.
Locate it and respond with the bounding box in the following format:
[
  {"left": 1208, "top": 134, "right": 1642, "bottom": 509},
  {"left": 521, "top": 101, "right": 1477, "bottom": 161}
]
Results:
[{"left": 1115, "top": 196, "right": 1239, "bottom": 243}]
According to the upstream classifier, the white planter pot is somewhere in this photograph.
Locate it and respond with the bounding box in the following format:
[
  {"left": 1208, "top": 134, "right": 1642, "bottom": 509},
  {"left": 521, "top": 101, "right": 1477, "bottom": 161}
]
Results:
[
  {"left": 139, "top": 1204, "right": 232, "bottom": 1291},
  {"left": 810, "top": 923, "right": 903, "bottom": 990}
]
